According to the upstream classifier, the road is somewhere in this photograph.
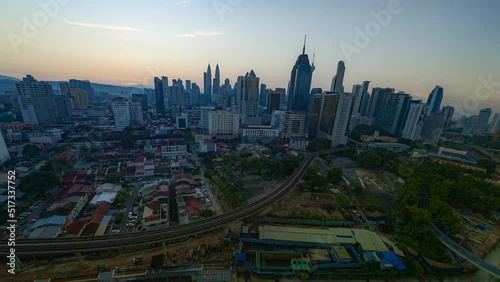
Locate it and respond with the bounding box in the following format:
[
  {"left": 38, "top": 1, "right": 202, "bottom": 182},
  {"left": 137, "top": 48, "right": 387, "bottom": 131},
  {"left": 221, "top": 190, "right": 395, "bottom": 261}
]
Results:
[
  {"left": 119, "top": 182, "right": 142, "bottom": 233},
  {"left": 0, "top": 148, "right": 344, "bottom": 255},
  {"left": 189, "top": 142, "right": 223, "bottom": 215}
]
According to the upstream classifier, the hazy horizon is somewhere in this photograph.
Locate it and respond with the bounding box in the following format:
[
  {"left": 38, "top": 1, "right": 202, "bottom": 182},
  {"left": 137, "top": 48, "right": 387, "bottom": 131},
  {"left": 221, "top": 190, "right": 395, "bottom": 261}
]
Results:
[{"left": 1, "top": 0, "right": 499, "bottom": 115}]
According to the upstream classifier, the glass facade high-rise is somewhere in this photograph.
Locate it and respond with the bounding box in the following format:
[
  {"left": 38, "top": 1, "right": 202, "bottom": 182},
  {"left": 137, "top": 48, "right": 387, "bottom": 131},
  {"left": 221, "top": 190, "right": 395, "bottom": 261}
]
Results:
[
  {"left": 287, "top": 38, "right": 314, "bottom": 112},
  {"left": 154, "top": 77, "right": 165, "bottom": 115},
  {"left": 426, "top": 86, "right": 443, "bottom": 115}
]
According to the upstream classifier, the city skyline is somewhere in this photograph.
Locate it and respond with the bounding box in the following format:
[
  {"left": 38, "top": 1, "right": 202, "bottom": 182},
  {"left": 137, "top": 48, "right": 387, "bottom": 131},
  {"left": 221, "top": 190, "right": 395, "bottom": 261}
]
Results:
[{"left": 0, "top": 0, "right": 499, "bottom": 114}]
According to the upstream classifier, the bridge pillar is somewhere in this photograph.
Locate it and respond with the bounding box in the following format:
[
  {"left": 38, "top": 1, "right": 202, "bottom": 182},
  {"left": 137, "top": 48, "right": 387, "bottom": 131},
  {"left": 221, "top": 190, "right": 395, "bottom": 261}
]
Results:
[{"left": 75, "top": 252, "right": 84, "bottom": 265}]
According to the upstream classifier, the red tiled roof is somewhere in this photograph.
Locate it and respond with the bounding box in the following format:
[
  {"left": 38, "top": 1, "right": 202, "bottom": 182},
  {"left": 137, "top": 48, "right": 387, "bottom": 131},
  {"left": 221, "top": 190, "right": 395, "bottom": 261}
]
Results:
[
  {"left": 65, "top": 219, "right": 87, "bottom": 235},
  {"left": 203, "top": 139, "right": 215, "bottom": 143},
  {"left": 175, "top": 173, "right": 194, "bottom": 181}
]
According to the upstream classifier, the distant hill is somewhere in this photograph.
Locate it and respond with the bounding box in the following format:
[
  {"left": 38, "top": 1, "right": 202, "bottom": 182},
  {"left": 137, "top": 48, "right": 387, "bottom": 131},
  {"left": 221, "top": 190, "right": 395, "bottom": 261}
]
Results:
[
  {"left": 0, "top": 75, "right": 146, "bottom": 96},
  {"left": 0, "top": 75, "right": 20, "bottom": 81}
]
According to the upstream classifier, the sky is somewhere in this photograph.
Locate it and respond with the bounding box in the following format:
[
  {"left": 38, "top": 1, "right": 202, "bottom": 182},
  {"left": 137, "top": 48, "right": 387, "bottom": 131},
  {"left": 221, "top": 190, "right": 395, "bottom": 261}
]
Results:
[{"left": 0, "top": 0, "right": 499, "bottom": 115}]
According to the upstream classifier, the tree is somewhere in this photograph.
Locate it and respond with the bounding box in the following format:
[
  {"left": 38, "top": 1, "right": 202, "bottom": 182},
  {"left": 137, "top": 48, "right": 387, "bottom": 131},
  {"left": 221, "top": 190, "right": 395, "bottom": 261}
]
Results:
[
  {"left": 54, "top": 144, "right": 71, "bottom": 154},
  {"left": 23, "top": 144, "right": 42, "bottom": 158},
  {"left": 308, "top": 138, "right": 331, "bottom": 152},
  {"left": 105, "top": 172, "right": 123, "bottom": 183},
  {"left": 115, "top": 212, "right": 124, "bottom": 224},
  {"left": 477, "top": 159, "right": 496, "bottom": 173},
  {"left": 201, "top": 209, "right": 214, "bottom": 218},
  {"left": 18, "top": 171, "right": 59, "bottom": 196},
  {"left": 327, "top": 168, "right": 343, "bottom": 184}
]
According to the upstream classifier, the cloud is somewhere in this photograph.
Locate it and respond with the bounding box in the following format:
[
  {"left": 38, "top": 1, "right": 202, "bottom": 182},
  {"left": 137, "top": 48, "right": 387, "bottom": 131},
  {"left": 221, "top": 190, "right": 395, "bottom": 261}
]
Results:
[
  {"left": 176, "top": 30, "right": 226, "bottom": 38},
  {"left": 63, "top": 20, "right": 139, "bottom": 32}
]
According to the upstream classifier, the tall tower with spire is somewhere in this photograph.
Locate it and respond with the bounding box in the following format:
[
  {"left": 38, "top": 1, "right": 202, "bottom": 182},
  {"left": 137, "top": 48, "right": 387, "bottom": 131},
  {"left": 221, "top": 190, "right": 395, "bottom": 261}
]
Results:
[
  {"left": 287, "top": 35, "right": 314, "bottom": 112},
  {"left": 213, "top": 63, "right": 220, "bottom": 104},
  {"left": 204, "top": 63, "right": 212, "bottom": 104}
]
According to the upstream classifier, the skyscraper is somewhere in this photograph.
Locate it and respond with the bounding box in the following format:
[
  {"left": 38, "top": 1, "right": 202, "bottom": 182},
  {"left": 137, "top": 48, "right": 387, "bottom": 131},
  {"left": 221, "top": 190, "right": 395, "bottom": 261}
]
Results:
[
  {"left": 317, "top": 92, "right": 354, "bottom": 147},
  {"left": 204, "top": 63, "right": 212, "bottom": 104},
  {"left": 69, "top": 79, "right": 94, "bottom": 102},
  {"left": 259, "top": 83, "right": 267, "bottom": 108},
  {"left": 199, "top": 106, "right": 215, "bottom": 129},
  {"left": 275, "top": 88, "right": 287, "bottom": 109},
  {"left": 154, "top": 77, "right": 165, "bottom": 115},
  {"left": 490, "top": 113, "right": 500, "bottom": 133},
  {"left": 287, "top": 36, "right": 314, "bottom": 111},
  {"left": 442, "top": 106, "right": 455, "bottom": 129},
  {"left": 474, "top": 108, "right": 492, "bottom": 135},
  {"left": 308, "top": 94, "right": 323, "bottom": 138},
  {"left": 59, "top": 82, "right": 70, "bottom": 96},
  {"left": 132, "top": 94, "right": 148, "bottom": 112},
  {"left": 161, "top": 76, "right": 169, "bottom": 108},
  {"left": 367, "top": 87, "right": 395, "bottom": 119},
  {"left": 111, "top": 97, "right": 131, "bottom": 131},
  {"left": 426, "top": 86, "right": 443, "bottom": 115},
  {"left": 213, "top": 63, "right": 220, "bottom": 102},
  {"left": 376, "top": 91, "right": 412, "bottom": 136},
  {"left": 170, "top": 84, "right": 184, "bottom": 106},
  {"left": 129, "top": 101, "right": 144, "bottom": 125},
  {"left": 330, "top": 61, "right": 345, "bottom": 92},
  {"left": 238, "top": 70, "right": 261, "bottom": 124},
  {"left": 267, "top": 90, "right": 282, "bottom": 114},
  {"left": 402, "top": 100, "right": 428, "bottom": 140},
  {"left": 69, "top": 88, "right": 89, "bottom": 109},
  {"left": 16, "top": 75, "right": 59, "bottom": 124}
]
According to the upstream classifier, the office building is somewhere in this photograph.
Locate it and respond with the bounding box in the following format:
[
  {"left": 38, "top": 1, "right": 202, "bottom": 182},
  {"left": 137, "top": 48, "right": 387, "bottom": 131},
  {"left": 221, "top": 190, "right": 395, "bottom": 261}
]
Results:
[
  {"left": 69, "top": 79, "right": 94, "bottom": 102},
  {"left": 208, "top": 110, "right": 240, "bottom": 140},
  {"left": 161, "top": 76, "right": 169, "bottom": 108},
  {"left": 267, "top": 90, "right": 282, "bottom": 114},
  {"left": 426, "top": 86, "right": 443, "bottom": 115},
  {"left": 402, "top": 100, "right": 428, "bottom": 140},
  {"left": 69, "top": 88, "right": 89, "bottom": 109},
  {"left": 317, "top": 92, "right": 354, "bottom": 147},
  {"left": 367, "top": 87, "right": 395, "bottom": 119},
  {"left": 176, "top": 113, "right": 188, "bottom": 130},
  {"left": 132, "top": 94, "right": 148, "bottom": 112},
  {"left": 259, "top": 84, "right": 267, "bottom": 108},
  {"left": 238, "top": 70, "right": 261, "bottom": 124},
  {"left": 490, "top": 113, "right": 500, "bottom": 133},
  {"left": 111, "top": 97, "right": 131, "bottom": 131},
  {"left": 199, "top": 106, "right": 215, "bottom": 129},
  {"left": 330, "top": 61, "right": 345, "bottom": 92},
  {"left": 16, "top": 75, "right": 59, "bottom": 124},
  {"left": 54, "top": 95, "right": 72, "bottom": 119},
  {"left": 279, "top": 111, "right": 310, "bottom": 139},
  {"left": 308, "top": 94, "right": 323, "bottom": 139},
  {"left": 474, "top": 108, "right": 492, "bottom": 135},
  {"left": 376, "top": 91, "right": 412, "bottom": 136},
  {"left": 204, "top": 64, "right": 212, "bottom": 104},
  {"left": 421, "top": 111, "right": 446, "bottom": 143},
  {"left": 129, "top": 101, "right": 144, "bottom": 125},
  {"left": 154, "top": 77, "right": 165, "bottom": 115},
  {"left": 171, "top": 84, "right": 184, "bottom": 106},
  {"left": 213, "top": 63, "right": 220, "bottom": 103},
  {"left": 59, "top": 82, "right": 70, "bottom": 96},
  {"left": 287, "top": 37, "right": 314, "bottom": 111}
]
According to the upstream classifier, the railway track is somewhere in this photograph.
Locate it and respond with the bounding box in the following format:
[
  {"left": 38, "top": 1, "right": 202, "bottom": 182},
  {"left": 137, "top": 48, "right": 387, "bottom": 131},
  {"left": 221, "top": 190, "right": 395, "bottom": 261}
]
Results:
[{"left": 0, "top": 148, "right": 343, "bottom": 255}]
